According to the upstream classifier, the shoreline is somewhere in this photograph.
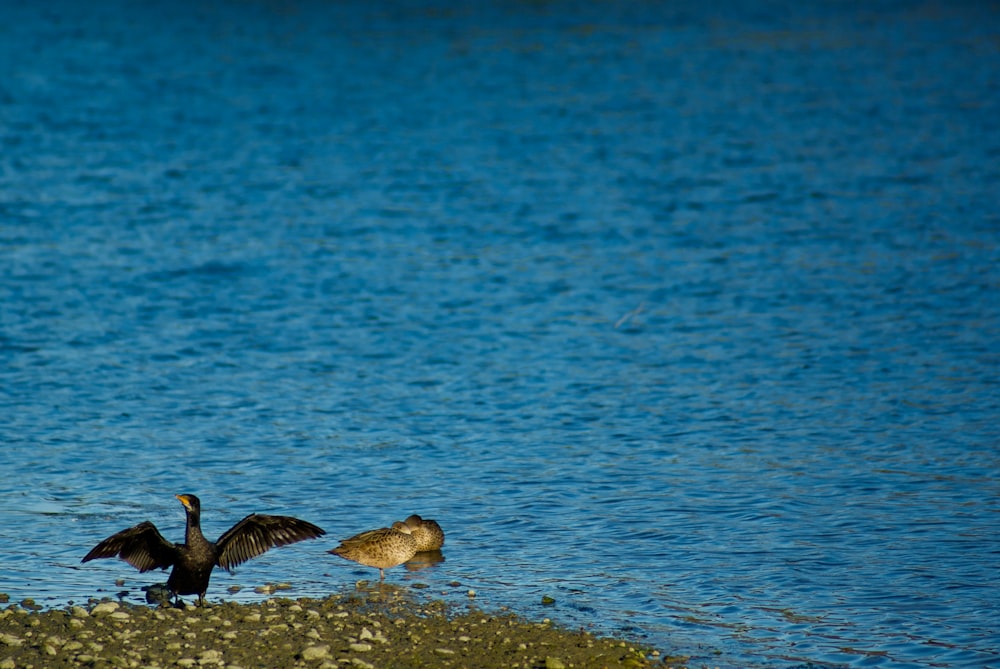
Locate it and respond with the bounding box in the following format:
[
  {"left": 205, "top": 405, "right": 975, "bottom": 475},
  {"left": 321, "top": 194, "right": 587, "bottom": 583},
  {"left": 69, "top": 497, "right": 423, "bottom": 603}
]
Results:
[{"left": 0, "top": 587, "right": 685, "bottom": 668}]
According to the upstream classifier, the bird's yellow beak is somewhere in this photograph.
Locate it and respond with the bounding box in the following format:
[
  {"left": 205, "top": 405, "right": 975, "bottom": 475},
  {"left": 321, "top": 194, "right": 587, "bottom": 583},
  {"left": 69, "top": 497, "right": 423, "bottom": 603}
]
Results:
[{"left": 176, "top": 494, "right": 191, "bottom": 509}]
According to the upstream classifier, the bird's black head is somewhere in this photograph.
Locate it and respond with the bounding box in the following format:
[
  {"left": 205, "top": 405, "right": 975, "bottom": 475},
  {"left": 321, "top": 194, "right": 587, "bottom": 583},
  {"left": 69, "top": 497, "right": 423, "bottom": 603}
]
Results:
[{"left": 176, "top": 494, "right": 202, "bottom": 515}]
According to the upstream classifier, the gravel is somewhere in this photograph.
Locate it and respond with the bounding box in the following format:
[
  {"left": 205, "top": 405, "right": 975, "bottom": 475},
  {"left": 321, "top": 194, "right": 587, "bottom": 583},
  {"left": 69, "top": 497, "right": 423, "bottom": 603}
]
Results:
[{"left": 0, "top": 588, "right": 672, "bottom": 668}]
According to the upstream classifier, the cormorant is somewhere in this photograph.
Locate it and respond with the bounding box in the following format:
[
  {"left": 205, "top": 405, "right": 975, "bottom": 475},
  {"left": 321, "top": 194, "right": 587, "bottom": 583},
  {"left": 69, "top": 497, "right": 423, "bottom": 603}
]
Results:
[{"left": 82, "top": 494, "right": 325, "bottom": 606}]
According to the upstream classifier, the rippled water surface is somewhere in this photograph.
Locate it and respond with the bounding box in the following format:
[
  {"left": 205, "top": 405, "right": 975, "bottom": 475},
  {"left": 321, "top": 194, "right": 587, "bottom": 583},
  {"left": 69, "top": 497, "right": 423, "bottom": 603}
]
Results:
[{"left": 2, "top": 1, "right": 999, "bottom": 667}]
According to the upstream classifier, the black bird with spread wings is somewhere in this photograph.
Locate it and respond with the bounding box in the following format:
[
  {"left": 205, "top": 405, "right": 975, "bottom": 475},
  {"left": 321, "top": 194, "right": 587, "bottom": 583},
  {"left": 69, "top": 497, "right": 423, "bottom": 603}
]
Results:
[{"left": 82, "top": 494, "right": 326, "bottom": 606}]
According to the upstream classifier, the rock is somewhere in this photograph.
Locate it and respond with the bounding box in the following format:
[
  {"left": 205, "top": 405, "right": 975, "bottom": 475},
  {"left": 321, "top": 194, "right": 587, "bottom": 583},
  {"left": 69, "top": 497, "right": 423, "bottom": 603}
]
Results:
[
  {"left": 349, "top": 642, "right": 372, "bottom": 652},
  {"left": 143, "top": 583, "right": 171, "bottom": 605},
  {"left": 71, "top": 606, "right": 90, "bottom": 618},
  {"left": 198, "top": 648, "right": 223, "bottom": 665},
  {"left": 0, "top": 632, "right": 23, "bottom": 647},
  {"left": 434, "top": 648, "right": 456, "bottom": 656},
  {"left": 90, "top": 601, "right": 119, "bottom": 616},
  {"left": 546, "top": 657, "right": 567, "bottom": 669},
  {"left": 110, "top": 611, "right": 131, "bottom": 621},
  {"left": 300, "top": 644, "right": 330, "bottom": 661}
]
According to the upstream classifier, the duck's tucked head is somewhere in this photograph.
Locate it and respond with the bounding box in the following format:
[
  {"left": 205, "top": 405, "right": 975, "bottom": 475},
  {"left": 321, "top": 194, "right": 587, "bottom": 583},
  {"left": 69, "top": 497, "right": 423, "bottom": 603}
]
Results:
[{"left": 391, "top": 521, "right": 412, "bottom": 534}]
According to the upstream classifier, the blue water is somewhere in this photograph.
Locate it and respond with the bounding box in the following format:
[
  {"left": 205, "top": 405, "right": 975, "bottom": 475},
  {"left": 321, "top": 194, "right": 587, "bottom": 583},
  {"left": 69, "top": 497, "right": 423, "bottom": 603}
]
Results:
[{"left": 2, "top": 0, "right": 999, "bottom": 667}]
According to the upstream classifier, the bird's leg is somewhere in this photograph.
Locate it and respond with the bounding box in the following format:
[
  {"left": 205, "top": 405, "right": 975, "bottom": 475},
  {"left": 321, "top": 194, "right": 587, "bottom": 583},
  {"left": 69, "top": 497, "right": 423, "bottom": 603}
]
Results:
[
  {"left": 197, "top": 592, "right": 206, "bottom": 607},
  {"left": 379, "top": 568, "right": 385, "bottom": 580}
]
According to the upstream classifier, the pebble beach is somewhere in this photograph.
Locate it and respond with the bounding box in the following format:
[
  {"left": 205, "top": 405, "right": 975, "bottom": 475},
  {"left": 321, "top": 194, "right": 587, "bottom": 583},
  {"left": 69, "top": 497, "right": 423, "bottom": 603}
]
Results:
[{"left": 0, "top": 588, "right": 668, "bottom": 669}]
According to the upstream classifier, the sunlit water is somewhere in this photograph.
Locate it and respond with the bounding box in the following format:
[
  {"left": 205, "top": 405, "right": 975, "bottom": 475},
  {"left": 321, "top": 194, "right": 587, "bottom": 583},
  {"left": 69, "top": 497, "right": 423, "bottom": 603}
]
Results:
[{"left": 2, "top": 1, "right": 998, "bottom": 667}]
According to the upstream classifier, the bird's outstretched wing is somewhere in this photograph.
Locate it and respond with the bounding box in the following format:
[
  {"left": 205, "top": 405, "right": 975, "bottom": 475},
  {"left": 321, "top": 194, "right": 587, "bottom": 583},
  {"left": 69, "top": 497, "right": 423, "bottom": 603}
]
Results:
[
  {"left": 215, "top": 514, "right": 326, "bottom": 572},
  {"left": 81, "top": 521, "right": 177, "bottom": 573}
]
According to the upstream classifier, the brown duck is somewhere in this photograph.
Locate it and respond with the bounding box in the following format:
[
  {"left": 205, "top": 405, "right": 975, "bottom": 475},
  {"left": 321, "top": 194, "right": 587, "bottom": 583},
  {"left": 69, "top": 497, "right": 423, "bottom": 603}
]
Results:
[
  {"left": 403, "top": 514, "right": 445, "bottom": 552},
  {"left": 328, "top": 521, "right": 417, "bottom": 580}
]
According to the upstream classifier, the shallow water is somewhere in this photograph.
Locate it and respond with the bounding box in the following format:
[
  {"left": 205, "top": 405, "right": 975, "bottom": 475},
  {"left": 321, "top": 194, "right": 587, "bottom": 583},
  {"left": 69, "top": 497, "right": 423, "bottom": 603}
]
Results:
[{"left": 2, "top": 1, "right": 999, "bottom": 667}]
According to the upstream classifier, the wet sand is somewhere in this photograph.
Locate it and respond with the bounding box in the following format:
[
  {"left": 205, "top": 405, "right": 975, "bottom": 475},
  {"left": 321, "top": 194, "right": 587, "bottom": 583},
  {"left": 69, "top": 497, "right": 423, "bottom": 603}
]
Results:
[{"left": 0, "top": 587, "right": 682, "bottom": 668}]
